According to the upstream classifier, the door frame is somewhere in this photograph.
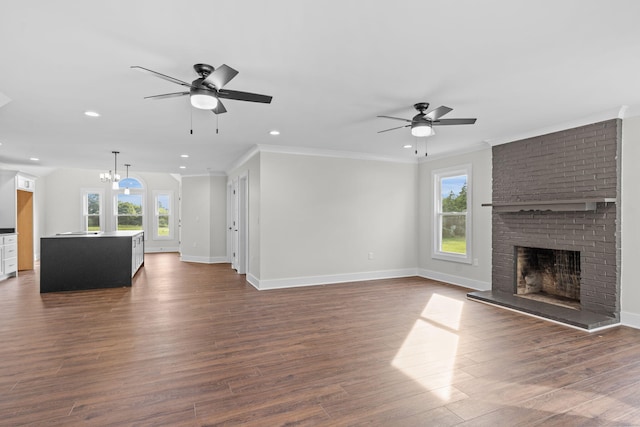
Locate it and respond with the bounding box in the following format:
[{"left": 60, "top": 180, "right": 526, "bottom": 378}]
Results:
[
  {"left": 237, "top": 174, "right": 248, "bottom": 275},
  {"left": 227, "top": 173, "right": 248, "bottom": 275}
]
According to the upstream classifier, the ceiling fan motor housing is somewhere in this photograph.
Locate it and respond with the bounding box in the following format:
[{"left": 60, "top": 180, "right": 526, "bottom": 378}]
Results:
[
  {"left": 414, "top": 102, "right": 430, "bottom": 113},
  {"left": 193, "top": 63, "right": 214, "bottom": 78},
  {"left": 191, "top": 77, "right": 216, "bottom": 92}
]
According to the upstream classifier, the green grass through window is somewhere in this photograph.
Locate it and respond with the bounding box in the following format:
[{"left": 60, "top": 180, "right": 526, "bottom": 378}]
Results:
[
  {"left": 442, "top": 236, "right": 466, "bottom": 254},
  {"left": 118, "top": 224, "right": 143, "bottom": 231}
]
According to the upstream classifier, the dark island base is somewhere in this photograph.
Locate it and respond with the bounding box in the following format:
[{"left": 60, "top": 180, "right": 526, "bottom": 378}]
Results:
[{"left": 40, "top": 232, "right": 143, "bottom": 293}]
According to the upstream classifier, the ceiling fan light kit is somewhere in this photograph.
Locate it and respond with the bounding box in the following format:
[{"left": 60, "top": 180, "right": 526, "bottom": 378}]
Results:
[
  {"left": 411, "top": 122, "right": 434, "bottom": 137},
  {"left": 190, "top": 86, "right": 219, "bottom": 110}
]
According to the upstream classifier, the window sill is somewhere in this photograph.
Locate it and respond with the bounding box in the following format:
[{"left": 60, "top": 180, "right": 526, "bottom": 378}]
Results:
[{"left": 432, "top": 252, "right": 472, "bottom": 264}]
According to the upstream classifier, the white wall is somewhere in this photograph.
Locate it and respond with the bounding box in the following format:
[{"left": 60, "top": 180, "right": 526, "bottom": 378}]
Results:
[
  {"left": 33, "top": 177, "right": 45, "bottom": 260},
  {"left": 255, "top": 152, "right": 418, "bottom": 288},
  {"left": 210, "top": 175, "right": 228, "bottom": 260},
  {"left": 621, "top": 115, "right": 640, "bottom": 327},
  {"left": 39, "top": 168, "right": 180, "bottom": 251},
  {"left": 418, "top": 148, "right": 492, "bottom": 290},
  {"left": 0, "top": 170, "right": 17, "bottom": 229},
  {"left": 181, "top": 176, "right": 212, "bottom": 262},
  {"left": 180, "top": 174, "right": 227, "bottom": 263},
  {"left": 42, "top": 169, "right": 95, "bottom": 234}
]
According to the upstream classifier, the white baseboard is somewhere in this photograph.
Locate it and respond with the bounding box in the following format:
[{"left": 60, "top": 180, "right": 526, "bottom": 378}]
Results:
[
  {"left": 252, "top": 268, "right": 419, "bottom": 290},
  {"left": 246, "top": 273, "right": 260, "bottom": 290},
  {"left": 417, "top": 268, "right": 491, "bottom": 291},
  {"left": 179, "top": 255, "right": 229, "bottom": 264},
  {"left": 621, "top": 311, "right": 640, "bottom": 330},
  {"left": 145, "top": 246, "right": 179, "bottom": 253}
]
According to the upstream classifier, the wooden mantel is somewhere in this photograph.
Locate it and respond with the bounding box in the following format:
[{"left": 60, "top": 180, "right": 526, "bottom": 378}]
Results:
[{"left": 481, "top": 198, "right": 616, "bottom": 212}]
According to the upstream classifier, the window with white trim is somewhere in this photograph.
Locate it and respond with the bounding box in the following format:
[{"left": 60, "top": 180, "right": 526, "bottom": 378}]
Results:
[
  {"left": 81, "top": 189, "right": 104, "bottom": 232},
  {"left": 114, "top": 178, "right": 144, "bottom": 231},
  {"left": 153, "top": 191, "right": 173, "bottom": 240},
  {"left": 433, "top": 165, "right": 472, "bottom": 264}
]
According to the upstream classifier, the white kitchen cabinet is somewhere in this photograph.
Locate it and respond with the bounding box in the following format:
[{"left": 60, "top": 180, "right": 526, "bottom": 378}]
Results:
[
  {"left": 131, "top": 233, "right": 144, "bottom": 276},
  {"left": 0, "top": 233, "right": 18, "bottom": 281}
]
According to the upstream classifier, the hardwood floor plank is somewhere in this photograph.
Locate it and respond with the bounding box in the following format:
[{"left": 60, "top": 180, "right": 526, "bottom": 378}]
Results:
[{"left": 1, "top": 253, "right": 640, "bottom": 425}]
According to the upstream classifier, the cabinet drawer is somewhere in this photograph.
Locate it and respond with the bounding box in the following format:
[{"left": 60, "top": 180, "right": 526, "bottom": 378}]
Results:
[
  {"left": 3, "top": 244, "right": 17, "bottom": 258},
  {"left": 3, "top": 235, "right": 17, "bottom": 245},
  {"left": 3, "top": 257, "right": 17, "bottom": 274}
]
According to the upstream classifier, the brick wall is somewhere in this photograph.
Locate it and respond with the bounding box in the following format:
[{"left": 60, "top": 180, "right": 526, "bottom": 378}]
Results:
[{"left": 492, "top": 119, "right": 621, "bottom": 318}]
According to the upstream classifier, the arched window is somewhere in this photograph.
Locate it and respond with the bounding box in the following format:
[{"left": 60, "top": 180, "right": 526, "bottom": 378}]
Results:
[{"left": 115, "top": 177, "right": 144, "bottom": 231}]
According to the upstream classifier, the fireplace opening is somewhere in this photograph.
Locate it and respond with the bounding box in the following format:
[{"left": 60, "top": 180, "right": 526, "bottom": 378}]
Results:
[{"left": 515, "top": 246, "right": 581, "bottom": 310}]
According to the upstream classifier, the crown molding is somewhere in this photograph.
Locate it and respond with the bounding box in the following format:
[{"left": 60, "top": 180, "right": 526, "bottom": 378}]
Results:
[
  {"left": 484, "top": 106, "right": 626, "bottom": 147},
  {"left": 225, "top": 144, "right": 418, "bottom": 174},
  {"left": 418, "top": 141, "right": 491, "bottom": 163},
  {"left": 256, "top": 144, "right": 417, "bottom": 164}
]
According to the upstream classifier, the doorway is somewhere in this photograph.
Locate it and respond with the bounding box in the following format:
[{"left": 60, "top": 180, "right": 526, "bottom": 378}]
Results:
[
  {"left": 16, "top": 190, "right": 34, "bottom": 270},
  {"left": 228, "top": 174, "right": 248, "bottom": 275}
]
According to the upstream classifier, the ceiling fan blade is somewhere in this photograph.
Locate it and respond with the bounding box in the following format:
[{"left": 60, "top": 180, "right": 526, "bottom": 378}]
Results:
[
  {"left": 211, "top": 100, "right": 227, "bottom": 115},
  {"left": 143, "top": 92, "right": 189, "bottom": 100},
  {"left": 203, "top": 64, "right": 239, "bottom": 89},
  {"left": 377, "top": 115, "right": 412, "bottom": 123},
  {"left": 432, "top": 118, "right": 477, "bottom": 126},
  {"left": 377, "top": 124, "right": 411, "bottom": 133},
  {"left": 131, "top": 66, "right": 192, "bottom": 88},
  {"left": 425, "top": 106, "right": 453, "bottom": 120},
  {"left": 218, "top": 89, "right": 273, "bottom": 103}
]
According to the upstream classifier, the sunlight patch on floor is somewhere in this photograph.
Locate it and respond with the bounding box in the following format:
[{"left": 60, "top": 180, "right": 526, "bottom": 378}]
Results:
[{"left": 392, "top": 293, "right": 464, "bottom": 401}]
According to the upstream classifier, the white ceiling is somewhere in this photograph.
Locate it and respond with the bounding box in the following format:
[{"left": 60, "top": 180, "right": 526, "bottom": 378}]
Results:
[{"left": 1, "top": 0, "right": 640, "bottom": 176}]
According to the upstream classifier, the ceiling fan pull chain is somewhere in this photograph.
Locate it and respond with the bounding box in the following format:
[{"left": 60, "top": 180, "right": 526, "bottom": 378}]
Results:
[
  {"left": 190, "top": 107, "right": 193, "bottom": 135},
  {"left": 216, "top": 114, "right": 219, "bottom": 134}
]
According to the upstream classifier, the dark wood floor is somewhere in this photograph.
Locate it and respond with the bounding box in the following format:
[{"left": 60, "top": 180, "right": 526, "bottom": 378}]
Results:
[{"left": 2, "top": 253, "right": 640, "bottom": 426}]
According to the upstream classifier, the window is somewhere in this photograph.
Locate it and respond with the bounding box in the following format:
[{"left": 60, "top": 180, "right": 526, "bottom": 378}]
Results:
[
  {"left": 82, "top": 189, "right": 104, "bottom": 231},
  {"left": 115, "top": 178, "right": 144, "bottom": 231},
  {"left": 433, "top": 165, "right": 472, "bottom": 263},
  {"left": 153, "top": 191, "right": 173, "bottom": 239}
]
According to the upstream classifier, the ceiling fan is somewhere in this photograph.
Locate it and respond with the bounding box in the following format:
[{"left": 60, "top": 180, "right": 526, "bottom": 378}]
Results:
[
  {"left": 378, "top": 102, "right": 476, "bottom": 137},
  {"left": 131, "top": 63, "right": 272, "bottom": 114}
]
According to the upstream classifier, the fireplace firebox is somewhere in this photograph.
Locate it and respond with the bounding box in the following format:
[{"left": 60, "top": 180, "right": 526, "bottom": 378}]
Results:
[{"left": 515, "top": 246, "right": 580, "bottom": 310}]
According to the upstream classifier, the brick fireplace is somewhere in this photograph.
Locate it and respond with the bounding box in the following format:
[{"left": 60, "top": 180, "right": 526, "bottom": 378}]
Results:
[{"left": 468, "top": 119, "right": 621, "bottom": 330}]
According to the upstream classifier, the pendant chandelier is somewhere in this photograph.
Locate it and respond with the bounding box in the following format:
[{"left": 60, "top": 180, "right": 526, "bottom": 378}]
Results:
[{"left": 99, "top": 151, "right": 121, "bottom": 190}]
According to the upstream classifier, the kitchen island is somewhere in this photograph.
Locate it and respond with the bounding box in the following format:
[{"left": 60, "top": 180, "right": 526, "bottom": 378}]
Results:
[{"left": 40, "top": 231, "right": 144, "bottom": 293}]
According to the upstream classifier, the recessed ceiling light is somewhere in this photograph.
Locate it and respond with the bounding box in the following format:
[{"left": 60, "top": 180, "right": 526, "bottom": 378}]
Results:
[
  {"left": 269, "top": 130, "right": 280, "bottom": 136},
  {"left": 180, "top": 154, "right": 189, "bottom": 158},
  {"left": 84, "top": 111, "right": 100, "bottom": 117},
  {"left": 30, "top": 157, "right": 39, "bottom": 161},
  {"left": 179, "top": 166, "right": 186, "bottom": 169},
  {"left": 403, "top": 144, "right": 412, "bottom": 149}
]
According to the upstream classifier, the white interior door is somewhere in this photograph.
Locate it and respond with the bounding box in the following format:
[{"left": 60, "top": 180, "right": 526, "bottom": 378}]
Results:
[
  {"left": 230, "top": 179, "right": 239, "bottom": 271},
  {"left": 237, "top": 175, "right": 247, "bottom": 275},
  {"left": 226, "top": 181, "right": 233, "bottom": 265}
]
